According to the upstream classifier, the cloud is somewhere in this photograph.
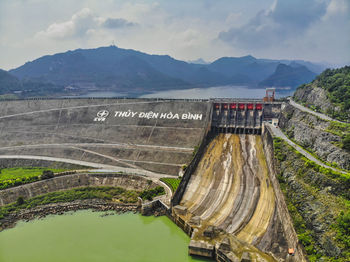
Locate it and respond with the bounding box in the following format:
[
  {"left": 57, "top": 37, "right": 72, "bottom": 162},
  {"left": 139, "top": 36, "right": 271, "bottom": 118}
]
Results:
[
  {"left": 218, "top": 0, "right": 329, "bottom": 49},
  {"left": 0, "top": 0, "right": 348, "bottom": 70},
  {"left": 36, "top": 7, "right": 136, "bottom": 39},
  {"left": 216, "top": 0, "right": 349, "bottom": 64},
  {"left": 102, "top": 18, "right": 136, "bottom": 29}
]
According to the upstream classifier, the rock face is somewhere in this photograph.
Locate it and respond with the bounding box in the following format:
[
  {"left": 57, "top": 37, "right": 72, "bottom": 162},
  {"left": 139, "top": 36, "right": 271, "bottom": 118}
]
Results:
[
  {"left": 294, "top": 86, "right": 333, "bottom": 113},
  {"left": 293, "top": 66, "right": 350, "bottom": 122},
  {"left": 273, "top": 137, "right": 348, "bottom": 261},
  {"left": 279, "top": 104, "right": 350, "bottom": 170}
]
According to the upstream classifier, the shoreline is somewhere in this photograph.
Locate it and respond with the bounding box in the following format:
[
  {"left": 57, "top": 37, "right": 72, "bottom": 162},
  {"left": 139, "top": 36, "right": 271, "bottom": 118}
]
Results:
[{"left": 0, "top": 199, "right": 139, "bottom": 232}]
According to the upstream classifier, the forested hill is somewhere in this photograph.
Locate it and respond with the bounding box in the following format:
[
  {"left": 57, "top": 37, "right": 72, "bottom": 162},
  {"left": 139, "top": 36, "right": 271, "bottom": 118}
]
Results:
[
  {"left": 5, "top": 46, "right": 325, "bottom": 95},
  {"left": 259, "top": 63, "right": 317, "bottom": 89},
  {"left": 293, "top": 66, "right": 350, "bottom": 122},
  {"left": 0, "top": 69, "right": 62, "bottom": 98}
]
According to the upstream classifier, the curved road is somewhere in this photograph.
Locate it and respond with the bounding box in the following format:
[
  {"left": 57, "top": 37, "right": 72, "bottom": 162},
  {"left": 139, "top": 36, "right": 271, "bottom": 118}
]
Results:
[
  {"left": 0, "top": 155, "right": 175, "bottom": 179},
  {"left": 288, "top": 98, "right": 345, "bottom": 123},
  {"left": 266, "top": 123, "right": 349, "bottom": 175}
]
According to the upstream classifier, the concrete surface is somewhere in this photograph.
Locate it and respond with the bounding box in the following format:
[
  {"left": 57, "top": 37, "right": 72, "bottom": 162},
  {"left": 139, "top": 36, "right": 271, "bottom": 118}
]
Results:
[{"left": 0, "top": 99, "right": 211, "bottom": 176}]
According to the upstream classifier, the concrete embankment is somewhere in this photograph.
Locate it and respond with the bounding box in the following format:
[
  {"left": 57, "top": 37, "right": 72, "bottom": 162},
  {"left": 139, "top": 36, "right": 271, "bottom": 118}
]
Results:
[
  {"left": 0, "top": 99, "right": 211, "bottom": 175},
  {"left": 0, "top": 173, "right": 158, "bottom": 206},
  {"left": 261, "top": 126, "right": 307, "bottom": 262},
  {"left": 171, "top": 130, "right": 307, "bottom": 262},
  {"left": 172, "top": 134, "right": 287, "bottom": 261}
]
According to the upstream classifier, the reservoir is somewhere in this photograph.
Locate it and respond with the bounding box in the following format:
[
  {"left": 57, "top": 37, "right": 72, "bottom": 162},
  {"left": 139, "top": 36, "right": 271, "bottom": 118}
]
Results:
[{"left": 0, "top": 210, "right": 209, "bottom": 262}]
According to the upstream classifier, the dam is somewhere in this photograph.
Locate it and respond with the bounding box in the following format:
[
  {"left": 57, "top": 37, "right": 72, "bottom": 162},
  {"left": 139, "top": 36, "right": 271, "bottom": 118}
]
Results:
[{"left": 0, "top": 98, "right": 305, "bottom": 262}]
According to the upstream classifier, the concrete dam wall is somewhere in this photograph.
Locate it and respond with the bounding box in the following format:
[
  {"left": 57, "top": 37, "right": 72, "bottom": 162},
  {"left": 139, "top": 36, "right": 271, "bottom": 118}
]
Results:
[
  {"left": 173, "top": 133, "right": 303, "bottom": 261},
  {"left": 0, "top": 99, "right": 211, "bottom": 175}
]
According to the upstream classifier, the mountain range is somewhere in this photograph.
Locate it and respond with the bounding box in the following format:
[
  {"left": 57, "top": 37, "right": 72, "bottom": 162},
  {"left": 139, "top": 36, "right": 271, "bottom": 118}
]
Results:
[{"left": 1, "top": 45, "right": 325, "bottom": 97}]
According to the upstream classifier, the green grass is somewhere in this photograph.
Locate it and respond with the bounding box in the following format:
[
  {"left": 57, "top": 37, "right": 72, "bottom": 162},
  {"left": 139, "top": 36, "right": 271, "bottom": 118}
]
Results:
[
  {"left": 0, "top": 167, "right": 68, "bottom": 190},
  {"left": 0, "top": 94, "right": 18, "bottom": 100},
  {"left": 326, "top": 121, "right": 350, "bottom": 137},
  {"left": 160, "top": 178, "right": 181, "bottom": 193},
  {"left": 0, "top": 186, "right": 166, "bottom": 220},
  {"left": 0, "top": 167, "right": 66, "bottom": 181}
]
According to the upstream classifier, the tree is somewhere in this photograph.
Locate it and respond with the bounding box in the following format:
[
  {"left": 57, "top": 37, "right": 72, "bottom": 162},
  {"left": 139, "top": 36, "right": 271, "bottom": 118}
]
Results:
[
  {"left": 16, "top": 196, "right": 25, "bottom": 205},
  {"left": 41, "top": 170, "right": 54, "bottom": 179}
]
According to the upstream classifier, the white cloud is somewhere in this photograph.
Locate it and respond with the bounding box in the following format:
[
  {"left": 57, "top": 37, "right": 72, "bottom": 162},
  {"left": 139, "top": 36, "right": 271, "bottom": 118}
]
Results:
[
  {"left": 322, "top": 0, "right": 349, "bottom": 20},
  {"left": 0, "top": 0, "right": 348, "bottom": 70},
  {"left": 35, "top": 7, "right": 136, "bottom": 40}
]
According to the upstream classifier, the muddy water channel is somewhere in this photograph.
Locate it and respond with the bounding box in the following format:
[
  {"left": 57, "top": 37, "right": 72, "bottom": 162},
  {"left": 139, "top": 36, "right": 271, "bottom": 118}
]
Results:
[{"left": 0, "top": 210, "right": 209, "bottom": 262}]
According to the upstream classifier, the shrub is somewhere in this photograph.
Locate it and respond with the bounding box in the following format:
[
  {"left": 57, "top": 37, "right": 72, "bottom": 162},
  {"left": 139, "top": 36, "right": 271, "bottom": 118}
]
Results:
[
  {"left": 139, "top": 186, "right": 165, "bottom": 201},
  {"left": 41, "top": 170, "right": 54, "bottom": 179},
  {"left": 16, "top": 196, "right": 25, "bottom": 206}
]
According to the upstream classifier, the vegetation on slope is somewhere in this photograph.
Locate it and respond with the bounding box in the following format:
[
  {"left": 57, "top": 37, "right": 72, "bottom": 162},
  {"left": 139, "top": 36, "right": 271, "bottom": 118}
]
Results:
[
  {"left": 273, "top": 137, "right": 350, "bottom": 261},
  {"left": 160, "top": 177, "right": 181, "bottom": 193},
  {"left": 0, "top": 167, "right": 68, "bottom": 190},
  {"left": 318, "top": 66, "right": 350, "bottom": 118},
  {"left": 0, "top": 186, "right": 165, "bottom": 220},
  {"left": 294, "top": 66, "right": 350, "bottom": 122}
]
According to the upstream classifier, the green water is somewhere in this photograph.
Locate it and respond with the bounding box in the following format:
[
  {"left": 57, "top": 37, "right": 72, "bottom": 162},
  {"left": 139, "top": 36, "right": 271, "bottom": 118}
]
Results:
[{"left": 0, "top": 210, "right": 209, "bottom": 262}]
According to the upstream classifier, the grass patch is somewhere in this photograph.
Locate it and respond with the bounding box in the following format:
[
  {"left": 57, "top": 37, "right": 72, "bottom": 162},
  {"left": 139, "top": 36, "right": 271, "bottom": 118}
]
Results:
[
  {"left": 0, "top": 94, "right": 18, "bottom": 100},
  {"left": 0, "top": 167, "right": 68, "bottom": 190},
  {"left": 0, "top": 167, "right": 66, "bottom": 181},
  {"left": 160, "top": 177, "right": 181, "bottom": 193},
  {"left": 326, "top": 121, "right": 350, "bottom": 137}
]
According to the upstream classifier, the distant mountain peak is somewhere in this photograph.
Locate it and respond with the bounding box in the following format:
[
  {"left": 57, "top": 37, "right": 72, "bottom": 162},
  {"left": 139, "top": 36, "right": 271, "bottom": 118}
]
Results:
[
  {"left": 188, "top": 58, "right": 209, "bottom": 64},
  {"left": 259, "top": 63, "right": 316, "bottom": 88},
  {"left": 5, "top": 46, "right": 325, "bottom": 96}
]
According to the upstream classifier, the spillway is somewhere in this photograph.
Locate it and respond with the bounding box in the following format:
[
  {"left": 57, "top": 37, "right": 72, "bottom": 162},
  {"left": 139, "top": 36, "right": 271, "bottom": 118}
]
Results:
[{"left": 173, "top": 134, "right": 289, "bottom": 261}]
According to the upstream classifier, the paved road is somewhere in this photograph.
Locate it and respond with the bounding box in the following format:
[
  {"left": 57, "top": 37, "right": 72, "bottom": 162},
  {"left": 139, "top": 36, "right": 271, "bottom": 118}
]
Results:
[
  {"left": 266, "top": 124, "right": 349, "bottom": 175},
  {"left": 288, "top": 98, "right": 343, "bottom": 123},
  {"left": 0, "top": 155, "right": 176, "bottom": 179}
]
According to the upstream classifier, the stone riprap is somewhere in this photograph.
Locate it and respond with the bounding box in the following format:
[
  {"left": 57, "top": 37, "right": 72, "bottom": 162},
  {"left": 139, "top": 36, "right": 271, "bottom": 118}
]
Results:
[{"left": 0, "top": 99, "right": 211, "bottom": 175}]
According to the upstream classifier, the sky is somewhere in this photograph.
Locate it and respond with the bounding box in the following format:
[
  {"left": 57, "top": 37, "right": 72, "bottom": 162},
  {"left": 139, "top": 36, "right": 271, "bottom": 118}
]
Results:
[{"left": 0, "top": 0, "right": 349, "bottom": 70}]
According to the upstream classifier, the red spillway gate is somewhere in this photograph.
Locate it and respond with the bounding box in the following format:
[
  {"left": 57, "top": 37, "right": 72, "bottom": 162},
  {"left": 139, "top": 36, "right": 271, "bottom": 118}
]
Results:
[
  {"left": 247, "top": 103, "right": 254, "bottom": 110},
  {"left": 222, "top": 103, "right": 228, "bottom": 110},
  {"left": 255, "top": 104, "right": 262, "bottom": 110},
  {"left": 230, "top": 103, "right": 237, "bottom": 110},
  {"left": 238, "top": 103, "right": 245, "bottom": 110}
]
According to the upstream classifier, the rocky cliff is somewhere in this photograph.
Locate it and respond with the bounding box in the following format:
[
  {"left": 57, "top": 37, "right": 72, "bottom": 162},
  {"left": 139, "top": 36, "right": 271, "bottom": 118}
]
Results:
[
  {"left": 293, "top": 66, "right": 350, "bottom": 122},
  {"left": 279, "top": 103, "right": 350, "bottom": 171},
  {"left": 273, "top": 137, "right": 349, "bottom": 262}
]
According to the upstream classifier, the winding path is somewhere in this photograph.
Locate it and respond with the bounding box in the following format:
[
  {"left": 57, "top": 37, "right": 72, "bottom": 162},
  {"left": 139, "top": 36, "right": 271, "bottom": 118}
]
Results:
[
  {"left": 288, "top": 98, "right": 344, "bottom": 123},
  {"left": 266, "top": 123, "right": 349, "bottom": 175},
  {"left": 0, "top": 155, "right": 174, "bottom": 179}
]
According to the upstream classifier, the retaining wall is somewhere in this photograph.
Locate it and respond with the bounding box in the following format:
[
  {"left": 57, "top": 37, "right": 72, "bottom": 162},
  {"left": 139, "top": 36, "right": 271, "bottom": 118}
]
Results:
[
  {"left": 261, "top": 125, "right": 307, "bottom": 262},
  {"left": 0, "top": 173, "right": 157, "bottom": 206},
  {"left": 171, "top": 129, "right": 214, "bottom": 206}
]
